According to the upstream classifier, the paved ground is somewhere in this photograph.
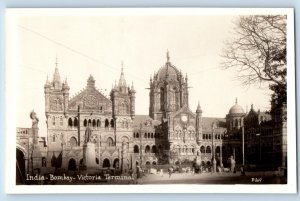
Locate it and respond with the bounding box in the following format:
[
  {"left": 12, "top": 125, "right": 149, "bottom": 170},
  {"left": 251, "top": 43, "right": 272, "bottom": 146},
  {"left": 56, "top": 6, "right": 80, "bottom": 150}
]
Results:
[{"left": 137, "top": 171, "right": 287, "bottom": 184}]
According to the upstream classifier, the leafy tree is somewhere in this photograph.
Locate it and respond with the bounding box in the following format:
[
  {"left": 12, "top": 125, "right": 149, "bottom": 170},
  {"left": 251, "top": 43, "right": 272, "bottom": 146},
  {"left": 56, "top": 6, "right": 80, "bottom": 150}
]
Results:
[{"left": 221, "top": 15, "right": 287, "bottom": 109}]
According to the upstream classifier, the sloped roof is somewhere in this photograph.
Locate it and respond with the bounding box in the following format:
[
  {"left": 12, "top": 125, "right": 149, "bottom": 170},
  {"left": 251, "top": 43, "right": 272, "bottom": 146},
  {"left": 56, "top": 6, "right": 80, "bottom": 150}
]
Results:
[
  {"left": 133, "top": 115, "right": 161, "bottom": 127},
  {"left": 202, "top": 117, "right": 226, "bottom": 132}
]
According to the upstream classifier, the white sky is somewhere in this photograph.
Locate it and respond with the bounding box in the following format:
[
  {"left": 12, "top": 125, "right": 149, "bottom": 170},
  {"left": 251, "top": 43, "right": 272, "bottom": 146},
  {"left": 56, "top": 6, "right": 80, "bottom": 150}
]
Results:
[{"left": 11, "top": 10, "right": 272, "bottom": 136}]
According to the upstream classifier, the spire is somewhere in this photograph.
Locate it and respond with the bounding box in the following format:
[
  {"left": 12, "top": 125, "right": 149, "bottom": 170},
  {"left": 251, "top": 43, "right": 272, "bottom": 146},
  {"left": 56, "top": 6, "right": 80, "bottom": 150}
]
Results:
[
  {"left": 63, "top": 77, "right": 70, "bottom": 90},
  {"left": 196, "top": 101, "right": 202, "bottom": 113},
  {"left": 46, "top": 75, "right": 50, "bottom": 84},
  {"left": 52, "top": 57, "right": 61, "bottom": 84},
  {"left": 55, "top": 56, "right": 58, "bottom": 68},
  {"left": 118, "top": 62, "right": 127, "bottom": 87},
  {"left": 65, "top": 77, "right": 68, "bottom": 85},
  {"left": 131, "top": 81, "right": 135, "bottom": 90},
  {"left": 166, "top": 49, "right": 170, "bottom": 63}
]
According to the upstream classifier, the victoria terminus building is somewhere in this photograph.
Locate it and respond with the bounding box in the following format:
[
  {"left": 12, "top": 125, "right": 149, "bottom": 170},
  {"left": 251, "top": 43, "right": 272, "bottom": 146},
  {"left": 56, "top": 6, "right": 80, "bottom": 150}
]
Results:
[{"left": 16, "top": 52, "right": 287, "bottom": 184}]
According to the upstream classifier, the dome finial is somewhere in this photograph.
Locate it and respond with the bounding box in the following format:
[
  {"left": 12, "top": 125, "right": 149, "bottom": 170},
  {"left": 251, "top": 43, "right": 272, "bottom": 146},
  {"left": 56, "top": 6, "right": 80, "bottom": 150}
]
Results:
[
  {"left": 55, "top": 56, "right": 58, "bottom": 68},
  {"left": 121, "top": 60, "right": 124, "bottom": 75},
  {"left": 235, "top": 97, "right": 238, "bottom": 104},
  {"left": 167, "top": 49, "right": 170, "bottom": 62}
]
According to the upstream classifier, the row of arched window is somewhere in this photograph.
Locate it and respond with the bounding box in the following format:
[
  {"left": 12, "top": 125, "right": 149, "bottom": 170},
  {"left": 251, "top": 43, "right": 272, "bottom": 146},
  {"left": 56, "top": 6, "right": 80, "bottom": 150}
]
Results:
[
  {"left": 133, "top": 132, "right": 161, "bottom": 139},
  {"left": 202, "top": 134, "right": 224, "bottom": 140},
  {"left": 67, "top": 117, "right": 115, "bottom": 128},
  {"left": 200, "top": 145, "right": 222, "bottom": 154},
  {"left": 133, "top": 145, "right": 162, "bottom": 154}
]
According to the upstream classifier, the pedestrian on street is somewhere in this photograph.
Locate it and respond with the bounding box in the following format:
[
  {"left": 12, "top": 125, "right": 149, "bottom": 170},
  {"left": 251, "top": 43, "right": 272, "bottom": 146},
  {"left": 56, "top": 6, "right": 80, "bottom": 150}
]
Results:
[
  {"left": 160, "top": 169, "right": 163, "bottom": 177},
  {"left": 168, "top": 167, "right": 173, "bottom": 178}
]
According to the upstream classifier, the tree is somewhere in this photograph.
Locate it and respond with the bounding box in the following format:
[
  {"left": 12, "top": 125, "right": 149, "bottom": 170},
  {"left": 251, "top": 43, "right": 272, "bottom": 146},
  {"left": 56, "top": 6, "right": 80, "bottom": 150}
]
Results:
[{"left": 221, "top": 15, "right": 287, "bottom": 108}]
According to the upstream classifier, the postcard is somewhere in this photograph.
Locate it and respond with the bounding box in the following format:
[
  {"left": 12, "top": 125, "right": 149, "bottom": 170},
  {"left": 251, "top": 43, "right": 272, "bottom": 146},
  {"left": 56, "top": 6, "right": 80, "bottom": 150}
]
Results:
[{"left": 5, "top": 8, "right": 296, "bottom": 193}]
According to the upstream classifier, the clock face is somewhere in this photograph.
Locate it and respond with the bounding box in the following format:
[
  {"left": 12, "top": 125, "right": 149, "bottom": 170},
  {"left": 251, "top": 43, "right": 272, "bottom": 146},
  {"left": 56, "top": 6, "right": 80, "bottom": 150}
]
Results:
[{"left": 181, "top": 114, "right": 188, "bottom": 122}]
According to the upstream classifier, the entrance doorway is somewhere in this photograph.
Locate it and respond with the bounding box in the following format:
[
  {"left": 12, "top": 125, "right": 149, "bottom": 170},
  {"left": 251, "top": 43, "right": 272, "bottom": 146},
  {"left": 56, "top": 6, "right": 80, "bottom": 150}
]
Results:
[
  {"left": 16, "top": 148, "right": 26, "bottom": 184},
  {"left": 68, "top": 158, "right": 76, "bottom": 171},
  {"left": 103, "top": 158, "right": 110, "bottom": 168},
  {"left": 113, "top": 158, "right": 119, "bottom": 169}
]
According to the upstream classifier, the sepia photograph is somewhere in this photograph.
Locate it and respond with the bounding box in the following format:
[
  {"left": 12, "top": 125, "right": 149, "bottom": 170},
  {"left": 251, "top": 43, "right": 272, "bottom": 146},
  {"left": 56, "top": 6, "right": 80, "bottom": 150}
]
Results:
[{"left": 5, "top": 8, "right": 296, "bottom": 193}]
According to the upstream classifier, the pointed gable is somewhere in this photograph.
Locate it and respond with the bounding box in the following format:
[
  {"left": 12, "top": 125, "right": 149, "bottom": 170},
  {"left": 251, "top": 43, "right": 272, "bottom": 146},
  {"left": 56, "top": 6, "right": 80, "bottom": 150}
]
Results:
[{"left": 68, "top": 75, "right": 112, "bottom": 113}]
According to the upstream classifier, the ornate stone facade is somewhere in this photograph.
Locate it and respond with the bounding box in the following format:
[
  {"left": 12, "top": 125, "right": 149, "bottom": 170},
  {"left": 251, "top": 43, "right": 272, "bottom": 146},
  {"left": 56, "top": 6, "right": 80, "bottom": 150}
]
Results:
[{"left": 16, "top": 52, "right": 285, "bottom": 183}]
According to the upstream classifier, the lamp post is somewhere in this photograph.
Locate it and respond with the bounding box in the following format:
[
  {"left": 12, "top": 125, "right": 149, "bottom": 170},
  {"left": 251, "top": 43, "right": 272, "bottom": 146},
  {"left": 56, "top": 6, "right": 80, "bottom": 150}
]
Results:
[
  {"left": 139, "top": 123, "right": 143, "bottom": 168},
  {"left": 212, "top": 123, "right": 217, "bottom": 173},
  {"left": 256, "top": 133, "right": 261, "bottom": 164},
  {"left": 241, "top": 117, "right": 245, "bottom": 166}
]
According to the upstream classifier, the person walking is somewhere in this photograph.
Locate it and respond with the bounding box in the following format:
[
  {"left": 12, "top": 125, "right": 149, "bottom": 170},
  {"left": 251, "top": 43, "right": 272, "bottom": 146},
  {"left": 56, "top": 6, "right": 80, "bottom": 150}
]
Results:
[{"left": 168, "top": 167, "right": 173, "bottom": 178}]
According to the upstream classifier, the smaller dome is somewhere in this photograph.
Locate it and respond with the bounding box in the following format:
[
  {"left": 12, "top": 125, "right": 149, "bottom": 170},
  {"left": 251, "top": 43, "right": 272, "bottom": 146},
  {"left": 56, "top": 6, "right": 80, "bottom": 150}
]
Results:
[{"left": 229, "top": 98, "right": 245, "bottom": 114}]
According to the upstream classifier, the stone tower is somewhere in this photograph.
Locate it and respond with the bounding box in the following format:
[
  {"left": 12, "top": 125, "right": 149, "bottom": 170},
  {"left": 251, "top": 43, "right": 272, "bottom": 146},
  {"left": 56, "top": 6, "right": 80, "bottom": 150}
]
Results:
[
  {"left": 110, "top": 65, "right": 136, "bottom": 128},
  {"left": 44, "top": 58, "right": 69, "bottom": 153},
  {"left": 149, "top": 51, "right": 189, "bottom": 121}
]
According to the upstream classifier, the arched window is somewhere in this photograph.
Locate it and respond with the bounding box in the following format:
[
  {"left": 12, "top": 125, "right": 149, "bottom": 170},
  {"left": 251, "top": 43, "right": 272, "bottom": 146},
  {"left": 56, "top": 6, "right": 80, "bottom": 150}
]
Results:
[
  {"left": 52, "top": 135, "right": 56, "bottom": 142},
  {"left": 216, "top": 146, "right": 221, "bottom": 155},
  {"left": 88, "top": 119, "right": 92, "bottom": 126},
  {"left": 145, "top": 145, "right": 150, "bottom": 153},
  {"left": 136, "top": 133, "right": 139, "bottom": 138},
  {"left": 110, "top": 119, "right": 114, "bottom": 128},
  {"left": 70, "top": 137, "right": 77, "bottom": 148},
  {"left": 97, "top": 119, "right": 101, "bottom": 127},
  {"left": 158, "top": 145, "right": 163, "bottom": 153},
  {"left": 151, "top": 133, "right": 154, "bottom": 138},
  {"left": 160, "top": 87, "right": 164, "bottom": 111},
  {"left": 235, "top": 119, "right": 239, "bottom": 127},
  {"left": 151, "top": 145, "right": 157, "bottom": 153},
  {"left": 42, "top": 157, "right": 47, "bottom": 167},
  {"left": 183, "top": 146, "right": 187, "bottom": 154},
  {"left": 105, "top": 119, "right": 109, "bottom": 127},
  {"left": 74, "top": 118, "right": 78, "bottom": 127},
  {"left": 84, "top": 119, "right": 87, "bottom": 127},
  {"left": 107, "top": 137, "right": 114, "bottom": 147},
  {"left": 148, "top": 133, "right": 150, "bottom": 138},
  {"left": 144, "top": 133, "right": 147, "bottom": 138},
  {"left": 68, "top": 118, "right": 73, "bottom": 127},
  {"left": 206, "top": 146, "right": 211, "bottom": 153},
  {"left": 60, "top": 117, "right": 63, "bottom": 126},
  {"left": 200, "top": 146, "right": 205, "bottom": 153},
  {"left": 52, "top": 116, "right": 55, "bottom": 126},
  {"left": 92, "top": 119, "right": 96, "bottom": 127},
  {"left": 152, "top": 161, "right": 157, "bottom": 165},
  {"left": 134, "top": 145, "right": 139, "bottom": 153}
]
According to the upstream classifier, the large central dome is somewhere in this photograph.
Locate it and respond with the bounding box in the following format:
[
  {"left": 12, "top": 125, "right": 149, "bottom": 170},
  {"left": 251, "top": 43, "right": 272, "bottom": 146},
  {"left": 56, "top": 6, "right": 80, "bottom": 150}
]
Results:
[
  {"left": 157, "top": 63, "right": 180, "bottom": 81},
  {"left": 156, "top": 51, "right": 180, "bottom": 82}
]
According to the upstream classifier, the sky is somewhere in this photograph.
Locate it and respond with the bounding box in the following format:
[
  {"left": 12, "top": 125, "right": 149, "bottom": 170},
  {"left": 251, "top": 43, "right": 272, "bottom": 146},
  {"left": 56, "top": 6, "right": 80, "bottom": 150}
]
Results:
[{"left": 9, "top": 9, "right": 273, "bottom": 137}]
